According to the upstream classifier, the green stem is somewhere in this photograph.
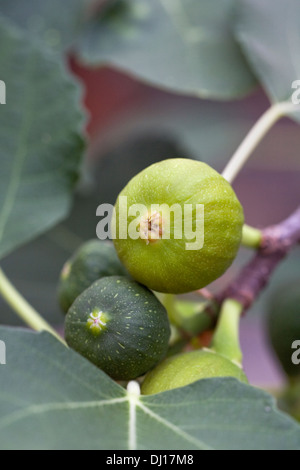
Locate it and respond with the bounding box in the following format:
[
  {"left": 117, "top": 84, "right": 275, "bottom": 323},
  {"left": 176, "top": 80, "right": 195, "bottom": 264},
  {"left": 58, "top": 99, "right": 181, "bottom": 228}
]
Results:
[
  {"left": 155, "top": 293, "right": 178, "bottom": 327},
  {"left": 242, "top": 224, "right": 262, "bottom": 249},
  {"left": 0, "top": 267, "right": 66, "bottom": 345},
  {"left": 222, "top": 101, "right": 298, "bottom": 184},
  {"left": 158, "top": 293, "right": 214, "bottom": 336},
  {"left": 211, "top": 299, "right": 243, "bottom": 365}
]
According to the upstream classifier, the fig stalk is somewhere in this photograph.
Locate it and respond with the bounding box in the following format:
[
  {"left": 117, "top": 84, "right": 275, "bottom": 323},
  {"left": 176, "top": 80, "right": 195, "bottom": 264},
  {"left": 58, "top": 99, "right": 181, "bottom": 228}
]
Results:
[{"left": 242, "top": 224, "right": 262, "bottom": 249}]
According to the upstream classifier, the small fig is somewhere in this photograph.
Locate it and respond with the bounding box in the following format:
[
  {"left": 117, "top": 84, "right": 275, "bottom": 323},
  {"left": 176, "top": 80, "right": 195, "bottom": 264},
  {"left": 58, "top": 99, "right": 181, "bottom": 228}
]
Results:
[{"left": 58, "top": 240, "right": 127, "bottom": 313}]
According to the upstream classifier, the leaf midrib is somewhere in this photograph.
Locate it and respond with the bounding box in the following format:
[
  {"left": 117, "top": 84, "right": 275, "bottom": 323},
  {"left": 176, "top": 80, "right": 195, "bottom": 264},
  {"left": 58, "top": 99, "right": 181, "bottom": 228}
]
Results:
[
  {"left": 0, "top": 391, "right": 210, "bottom": 450},
  {"left": 0, "top": 396, "right": 128, "bottom": 431}
]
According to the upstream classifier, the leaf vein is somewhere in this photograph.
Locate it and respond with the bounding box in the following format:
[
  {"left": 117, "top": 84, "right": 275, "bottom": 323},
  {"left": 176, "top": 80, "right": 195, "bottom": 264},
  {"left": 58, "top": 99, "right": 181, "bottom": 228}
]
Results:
[
  {"left": 0, "top": 397, "right": 128, "bottom": 431},
  {"left": 137, "top": 400, "right": 212, "bottom": 450}
]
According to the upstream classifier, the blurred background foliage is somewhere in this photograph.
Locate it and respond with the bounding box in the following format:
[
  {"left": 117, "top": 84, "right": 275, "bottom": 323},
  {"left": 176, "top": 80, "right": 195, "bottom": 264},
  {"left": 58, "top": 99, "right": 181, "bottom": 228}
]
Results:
[{"left": 0, "top": 0, "right": 299, "bottom": 389}]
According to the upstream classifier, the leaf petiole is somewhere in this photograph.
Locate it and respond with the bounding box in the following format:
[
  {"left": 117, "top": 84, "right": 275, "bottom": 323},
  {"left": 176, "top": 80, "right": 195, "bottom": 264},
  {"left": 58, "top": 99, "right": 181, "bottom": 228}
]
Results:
[{"left": 222, "top": 101, "right": 300, "bottom": 184}]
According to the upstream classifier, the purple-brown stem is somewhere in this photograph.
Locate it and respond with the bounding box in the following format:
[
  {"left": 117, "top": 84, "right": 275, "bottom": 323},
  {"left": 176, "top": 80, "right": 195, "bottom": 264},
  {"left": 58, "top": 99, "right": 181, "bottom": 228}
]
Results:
[{"left": 217, "top": 206, "right": 300, "bottom": 312}]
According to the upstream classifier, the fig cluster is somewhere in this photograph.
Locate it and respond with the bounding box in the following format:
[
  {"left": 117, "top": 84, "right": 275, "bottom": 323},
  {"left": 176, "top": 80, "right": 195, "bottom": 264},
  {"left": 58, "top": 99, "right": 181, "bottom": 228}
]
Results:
[{"left": 59, "top": 159, "right": 245, "bottom": 389}]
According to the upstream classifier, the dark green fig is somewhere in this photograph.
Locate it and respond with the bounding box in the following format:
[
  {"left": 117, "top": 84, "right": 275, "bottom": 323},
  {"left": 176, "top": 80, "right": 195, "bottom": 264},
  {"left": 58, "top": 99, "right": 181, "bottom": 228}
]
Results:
[
  {"left": 268, "top": 283, "right": 300, "bottom": 378},
  {"left": 58, "top": 240, "right": 127, "bottom": 313},
  {"left": 65, "top": 276, "right": 171, "bottom": 381}
]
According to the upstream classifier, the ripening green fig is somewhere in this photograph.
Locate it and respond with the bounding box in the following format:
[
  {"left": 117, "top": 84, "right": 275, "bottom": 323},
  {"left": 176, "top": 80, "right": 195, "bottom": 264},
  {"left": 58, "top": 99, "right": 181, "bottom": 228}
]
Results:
[
  {"left": 58, "top": 240, "right": 127, "bottom": 313},
  {"left": 268, "top": 283, "right": 300, "bottom": 378},
  {"left": 65, "top": 276, "right": 171, "bottom": 381},
  {"left": 112, "top": 159, "right": 244, "bottom": 294},
  {"left": 141, "top": 349, "right": 248, "bottom": 395}
]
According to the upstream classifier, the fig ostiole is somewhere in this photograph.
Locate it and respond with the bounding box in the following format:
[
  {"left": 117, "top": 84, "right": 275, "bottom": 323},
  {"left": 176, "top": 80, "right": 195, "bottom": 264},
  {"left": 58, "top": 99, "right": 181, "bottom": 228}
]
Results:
[{"left": 268, "top": 282, "right": 300, "bottom": 378}]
